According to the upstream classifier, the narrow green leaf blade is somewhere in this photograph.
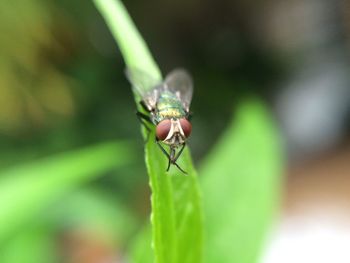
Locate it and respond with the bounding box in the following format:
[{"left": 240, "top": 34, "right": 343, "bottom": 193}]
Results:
[
  {"left": 93, "top": 0, "right": 161, "bottom": 80},
  {"left": 201, "top": 99, "right": 283, "bottom": 263},
  {"left": 146, "top": 134, "right": 203, "bottom": 263},
  {"left": 93, "top": 1, "right": 203, "bottom": 262},
  {"left": 128, "top": 226, "right": 153, "bottom": 263}
]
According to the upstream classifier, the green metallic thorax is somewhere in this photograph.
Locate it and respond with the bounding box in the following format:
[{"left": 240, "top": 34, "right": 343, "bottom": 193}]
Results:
[{"left": 154, "top": 91, "right": 186, "bottom": 123}]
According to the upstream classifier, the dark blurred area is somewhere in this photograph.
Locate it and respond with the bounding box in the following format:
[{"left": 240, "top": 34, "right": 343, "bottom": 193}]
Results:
[{"left": 1, "top": 0, "right": 350, "bottom": 262}]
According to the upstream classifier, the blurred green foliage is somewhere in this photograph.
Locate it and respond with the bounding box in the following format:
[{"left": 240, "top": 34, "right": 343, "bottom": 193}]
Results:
[
  {"left": 0, "top": 141, "right": 132, "bottom": 242},
  {"left": 201, "top": 100, "right": 282, "bottom": 263},
  {"left": 0, "top": 1, "right": 75, "bottom": 134},
  {"left": 0, "top": 0, "right": 284, "bottom": 262}
]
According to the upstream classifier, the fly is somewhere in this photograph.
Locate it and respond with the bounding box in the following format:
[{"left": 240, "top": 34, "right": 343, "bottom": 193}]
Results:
[{"left": 126, "top": 68, "right": 193, "bottom": 174}]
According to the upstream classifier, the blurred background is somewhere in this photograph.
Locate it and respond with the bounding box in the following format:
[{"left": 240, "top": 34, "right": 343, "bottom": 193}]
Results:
[{"left": 1, "top": 0, "right": 350, "bottom": 262}]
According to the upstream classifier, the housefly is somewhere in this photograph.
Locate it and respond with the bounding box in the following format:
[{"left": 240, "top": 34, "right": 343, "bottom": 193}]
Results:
[{"left": 126, "top": 68, "right": 193, "bottom": 174}]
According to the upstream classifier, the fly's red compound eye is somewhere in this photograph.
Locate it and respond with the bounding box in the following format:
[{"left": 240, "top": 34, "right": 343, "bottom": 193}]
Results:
[
  {"left": 156, "top": 119, "right": 172, "bottom": 140},
  {"left": 179, "top": 118, "right": 192, "bottom": 138}
]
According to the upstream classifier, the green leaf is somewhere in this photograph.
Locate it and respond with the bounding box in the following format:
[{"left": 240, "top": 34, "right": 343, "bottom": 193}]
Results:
[
  {"left": 146, "top": 135, "right": 203, "bottom": 263},
  {"left": 93, "top": 0, "right": 161, "bottom": 81},
  {"left": 0, "top": 141, "right": 132, "bottom": 243},
  {"left": 93, "top": 1, "right": 203, "bottom": 262},
  {"left": 128, "top": 225, "right": 153, "bottom": 263},
  {"left": 200, "top": 99, "right": 283, "bottom": 263}
]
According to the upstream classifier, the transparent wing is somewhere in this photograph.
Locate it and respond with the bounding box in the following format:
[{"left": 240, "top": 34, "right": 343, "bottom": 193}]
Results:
[
  {"left": 125, "top": 68, "right": 163, "bottom": 111},
  {"left": 164, "top": 68, "right": 193, "bottom": 112}
]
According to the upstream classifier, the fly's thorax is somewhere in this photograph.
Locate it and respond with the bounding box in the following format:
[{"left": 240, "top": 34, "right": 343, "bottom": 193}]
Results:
[{"left": 154, "top": 91, "right": 186, "bottom": 123}]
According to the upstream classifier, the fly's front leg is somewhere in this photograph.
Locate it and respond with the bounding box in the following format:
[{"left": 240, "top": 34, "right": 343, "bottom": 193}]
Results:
[
  {"left": 155, "top": 138, "right": 172, "bottom": 171},
  {"left": 167, "top": 143, "right": 188, "bottom": 174},
  {"left": 173, "top": 143, "right": 186, "bottom": 163},
  {"left": 172, "top": 144, "right": 187, "bottom": 174},
  {"left": 173, "top": 163, "right": 187, "bottom": 174},
  {"left": 155, "top": 138, "right": 187, "bottom": 174}
]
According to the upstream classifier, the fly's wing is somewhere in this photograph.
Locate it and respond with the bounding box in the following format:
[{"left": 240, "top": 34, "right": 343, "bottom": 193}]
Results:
[
  {"left": 164, "top": 68, "right": 193, "bottom": 112},
  {"left": 125, "top": 68, "right": 163, "bottom": 111}
]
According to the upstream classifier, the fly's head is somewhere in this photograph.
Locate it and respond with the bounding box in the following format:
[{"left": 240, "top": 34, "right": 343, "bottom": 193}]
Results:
[{"left": 156, "top": 118, "right": 192, "bottom": 147}]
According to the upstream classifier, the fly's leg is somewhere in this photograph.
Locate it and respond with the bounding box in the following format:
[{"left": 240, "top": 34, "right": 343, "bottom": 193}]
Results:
[
  {"left": 155, "top": 138, "right": 187, "bottom": 174},
  {"left": 155, "top": 138, "right": 172, "bottom": 170},
  {"left": 140, "top": 100, "right": 151, "bottom": 112},
  {"left": 186, "top": 111, "right": 193, "bottom": 122},
  {"left": 167, "top": 159, "right": 172, "bottom": 172},
  {"left": 155, "top": 138, "right": 171, "bottom": 159},
  {"left": 173, "top": 143, "right": 186, "bottom": 163},
  {"left": 172, "top": 144, "right": 187, "bottom": 174},
  {"left": 137, "top": 100, "right": 156, "bottom": 141},
  {"left": 136, "top": 111, "right": 153, "bottom": 141},
  {"left": 173, "top": 162, "right": 187, "bottom": 174},
  {"left": 136, "top": 111, "right": 152, "bottom": 127},
  {"left": 158, "top": 140, "right": 187, "bottom": 174}
]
